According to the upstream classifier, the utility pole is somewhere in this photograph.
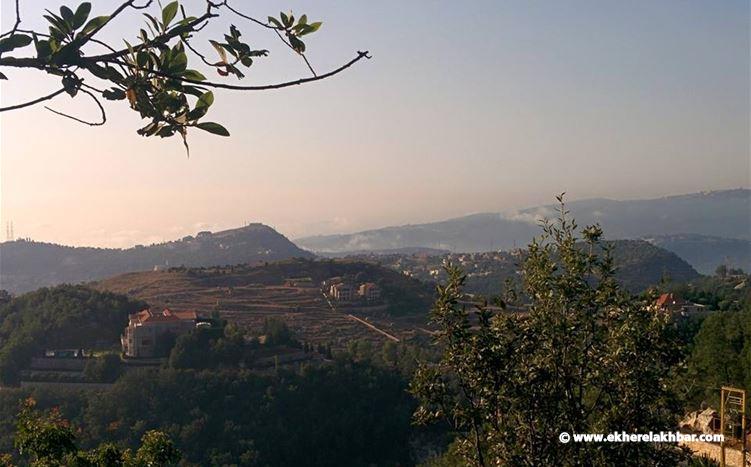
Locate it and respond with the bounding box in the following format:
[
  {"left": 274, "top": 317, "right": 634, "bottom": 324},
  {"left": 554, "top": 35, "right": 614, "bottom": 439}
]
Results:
[{"left": 720, "top": 386, "right": 747, "bottom": 467}]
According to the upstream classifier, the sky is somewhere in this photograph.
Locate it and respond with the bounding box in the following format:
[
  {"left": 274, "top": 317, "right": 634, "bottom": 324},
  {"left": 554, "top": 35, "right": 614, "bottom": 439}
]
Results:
[{"left": 1, "top": 0, "right": 749, "bottom": 248}]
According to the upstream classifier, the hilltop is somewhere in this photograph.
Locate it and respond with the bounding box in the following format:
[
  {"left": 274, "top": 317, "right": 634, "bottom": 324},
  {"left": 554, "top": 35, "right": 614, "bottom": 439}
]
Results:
[{"left": 0, "top": 223, "right": 313, "bottom": 294}]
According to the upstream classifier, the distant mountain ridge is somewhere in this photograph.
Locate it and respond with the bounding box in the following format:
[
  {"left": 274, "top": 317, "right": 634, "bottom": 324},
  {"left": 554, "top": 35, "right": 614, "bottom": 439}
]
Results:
[
  {"left": 0, "top": 223, "right": 313, "bottom": 294},
  {"left": 644, "top": 234, "right": 750, "bottom": 275},
  {"left": 297, "top": 189, "right": 751, "bottom": 273}
]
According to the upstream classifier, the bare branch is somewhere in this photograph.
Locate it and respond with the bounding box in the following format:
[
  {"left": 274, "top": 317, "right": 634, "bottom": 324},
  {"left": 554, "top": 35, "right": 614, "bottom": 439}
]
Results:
[
  {"left": 182, "top": 37, "right": 215, "bottom": 67},
  {"left": 0, "top": 56, "right": 47, "bottom": 70},
  {"left": 107, "top": 50, "right": 370, "bottom": 91},
  {"left": 44, "top": 89, "right": 106, "bottom": 126},
  {"left": 0, "top": 0, "right": 21, "bottom": 39},
  {"left": 0, "top": 87, "right": 66, "bottom": 112},
  {"left": 223, "top": 2, "right": 317, "bottom": 76},
  {"left": 222, "top": 2, "right": 274, "bottom": 30},
  {"left": 273, "top": 29, "right": 316, "bottom": 77}
]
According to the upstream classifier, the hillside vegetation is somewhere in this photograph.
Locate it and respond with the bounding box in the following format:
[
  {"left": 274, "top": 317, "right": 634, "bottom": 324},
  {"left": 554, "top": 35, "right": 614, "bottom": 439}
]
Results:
[
  {"left": 646, "top": 234, "right": 750, "bottom": 274},
  {"left": 0, "top": 285, "right": 145, "bottom": 385}
]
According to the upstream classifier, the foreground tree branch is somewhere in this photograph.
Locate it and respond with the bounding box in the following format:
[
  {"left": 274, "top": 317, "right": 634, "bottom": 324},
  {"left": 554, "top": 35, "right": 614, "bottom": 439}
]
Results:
[
  {"left": 0, "top": 0, "right": 369, "bottom": 152},
  {"left": 102, "top": 51, "right": 370, "bottom": 91},
  {"left": 0, "top": 87, "right": 66, "bottom": 111},
  {"left": 44, "top": 87, "right": 106, "bottom": 126}
]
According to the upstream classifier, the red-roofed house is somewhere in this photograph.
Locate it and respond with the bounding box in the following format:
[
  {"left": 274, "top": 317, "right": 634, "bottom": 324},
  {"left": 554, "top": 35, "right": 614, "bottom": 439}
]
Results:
[
  {"left": 655, "top": 293, "right": 705, "bottom": 315},
  {"left": 121, "top": 308, "right": 198, "bottom": 358}
]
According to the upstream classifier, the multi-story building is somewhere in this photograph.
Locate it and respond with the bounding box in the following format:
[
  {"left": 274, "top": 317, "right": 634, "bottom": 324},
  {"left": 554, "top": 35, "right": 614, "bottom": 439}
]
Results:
[
  {"left": 358, "top": 282, "right": 381, "bottom": 301},
  {"left": 330, "top": 283, "right": 355, "bottom": 301},
  {"left": 121, "top": 308, "right": 197, "bottom": 358}
]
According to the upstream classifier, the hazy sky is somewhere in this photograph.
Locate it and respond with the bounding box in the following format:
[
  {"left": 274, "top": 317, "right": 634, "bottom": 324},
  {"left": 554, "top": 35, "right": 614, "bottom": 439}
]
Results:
[{"left": 1, "top": 0, "right": 749, "bottom": 248}]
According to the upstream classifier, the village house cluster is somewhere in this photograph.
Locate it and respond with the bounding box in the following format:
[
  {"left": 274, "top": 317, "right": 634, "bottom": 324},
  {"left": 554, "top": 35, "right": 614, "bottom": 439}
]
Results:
[
  {"left": 654, "top": 293, "right": 706, "bottom": 316},
  {"left": 326, "top": 279, "right": 382, "bottom": 303}
]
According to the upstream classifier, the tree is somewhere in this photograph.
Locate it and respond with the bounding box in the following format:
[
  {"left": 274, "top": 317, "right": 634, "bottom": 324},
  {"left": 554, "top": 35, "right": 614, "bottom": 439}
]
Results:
[
  {"left": 411, "top": 196, "right": 686, "bottom": 466},
  {"left": 83, "top": 353, "right": 123, "bottom": 383},
  {"left": 261, "top": 317, "right": 294, "bottom": 346},
  {"left": 10, "top": 398, "right": 181, "bottom": 466},
  {"left": 681, "top": 307, "right": 751, "bottom": 408},
  {"left": 0, "top": 1, "right": 369, "bottom": 153},
  {"left": 14, "top": 398, "right": 76, "bottom": 466}
]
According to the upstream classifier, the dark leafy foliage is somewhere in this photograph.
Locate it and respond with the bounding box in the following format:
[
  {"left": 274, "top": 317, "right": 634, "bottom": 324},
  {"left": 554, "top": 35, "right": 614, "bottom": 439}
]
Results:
[
  {"left": 0, "top": 362, "right": 417, "bottom": 466},
  {"left": 0, "top": 285, "right": 145, "bottom": 385},
  {"left": 0, "top": 1, "right": 368, "bottom": 152},
  {"left": 668, "top": 272, "right": 750, "bottom": 312},
  {"left": 411, "top": 197, "right": 687, "bottom": 466},
  {"left": 12, "top": 398, "right": 180, "bottom": 466},
  {"left": 679, "top": 307, "right": 751, "bottom": 409}
]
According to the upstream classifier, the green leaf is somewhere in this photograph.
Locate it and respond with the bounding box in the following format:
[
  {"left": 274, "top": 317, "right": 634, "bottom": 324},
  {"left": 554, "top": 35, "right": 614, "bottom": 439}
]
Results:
[
  {"left": 177, "top": 16, "right": 197, "bottom": 27},
  {"left": 35, "top": 39, "right": 53, "bottom": 58},
  {"left": 308, "top": 22, "right": 322, "bottom": 33},
  {"left": 209, "top": 40, "right": 227, "bottom": 63},
  {"left": 196, "top": 122, "right": 230, "bottom": 136},
  {"left": 144, "top": 13, "right": 160, "bottom": 33},
  {"left": 267, "top": 16, "right": 282, "bottom": 29},
  {"left": 136, "top": 50, "right": 150, "bottom": 68},
  {"left": 72, "top": 2, "right": 91, "bottom": 29},
  {"left": 182, "top": 85, "right": 206, "bottom": 97},
  {"left": 81, "top": 15, "right": 109, "bottom": 36},
  {"left": 289, "top": 35, "right": 305, "bottom": 53},
  {"left": 0, "top": 34, "right": 32, "bottom": 53},
  {"left": 181, "top": 69, "right": 206, "bottom": 81},
  {"left": 195, "top": 91, "right": 214, "bottom": 111},
  {"left": 44, "top": 11, "right": 70, "bottom": 34},
  {"left": 167, "top": 51, "right": 187, "bottom": 73},
  {"left": 60, "top": 6, "right": 74, "bottom": 23},
  {"left": 162, "top": 1, "right": 179, "bottom": 28},
  {"left": 87, "top": 63, "right": 124, "bottom": 82},
  {"left": 102, "top": 88, "right": 126, "bottom": 100}
]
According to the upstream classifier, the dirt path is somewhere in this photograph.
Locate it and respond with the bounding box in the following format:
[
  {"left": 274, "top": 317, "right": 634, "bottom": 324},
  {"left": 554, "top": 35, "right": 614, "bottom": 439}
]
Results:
[{"left": 323, "top": 294, "right": 400, "bottom": 343}]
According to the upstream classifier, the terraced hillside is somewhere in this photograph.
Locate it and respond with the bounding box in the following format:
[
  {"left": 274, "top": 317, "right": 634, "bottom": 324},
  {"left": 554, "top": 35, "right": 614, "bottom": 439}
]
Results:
[{"left": 95, "top": 259, "right": 434, "bottom": 347}]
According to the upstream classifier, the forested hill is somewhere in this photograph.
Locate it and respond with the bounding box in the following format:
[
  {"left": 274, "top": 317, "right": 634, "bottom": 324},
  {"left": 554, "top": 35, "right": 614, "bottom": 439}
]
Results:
[
  {"left": 300, "top": 240, "right": 701, "bottom": 295},
  {"left": 297, "top": 190, "right": 750, "bottom": 274},
  {"left": 644, "top": 234, "right": 751, "bottom": 275},
  {"left": 607, "top": 240, "right": 701, "bottom": 291},
  {"left": 0, "top": 224, "right": 313, "bottom": 294}
]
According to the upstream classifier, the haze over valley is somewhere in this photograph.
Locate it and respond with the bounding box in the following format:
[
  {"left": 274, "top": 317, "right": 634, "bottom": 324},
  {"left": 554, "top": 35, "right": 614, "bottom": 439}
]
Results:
[{"left": 2, "top": 189, "right": 747, "bottom": 293}]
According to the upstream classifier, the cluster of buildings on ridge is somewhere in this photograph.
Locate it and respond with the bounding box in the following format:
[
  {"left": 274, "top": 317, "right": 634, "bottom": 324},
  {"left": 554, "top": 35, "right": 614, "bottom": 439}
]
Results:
[{"left": 326, "top": 280, "right": 381, "bottom": 303}]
